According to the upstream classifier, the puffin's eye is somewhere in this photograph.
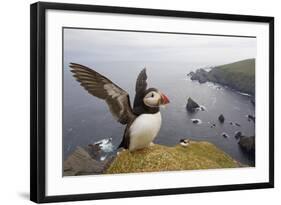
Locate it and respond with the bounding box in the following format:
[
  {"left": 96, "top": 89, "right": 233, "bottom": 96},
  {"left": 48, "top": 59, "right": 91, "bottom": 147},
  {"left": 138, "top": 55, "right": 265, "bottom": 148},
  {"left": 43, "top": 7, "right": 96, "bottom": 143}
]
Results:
[{"left": 151, "top": 93, "right": 154, "bottom": 98}]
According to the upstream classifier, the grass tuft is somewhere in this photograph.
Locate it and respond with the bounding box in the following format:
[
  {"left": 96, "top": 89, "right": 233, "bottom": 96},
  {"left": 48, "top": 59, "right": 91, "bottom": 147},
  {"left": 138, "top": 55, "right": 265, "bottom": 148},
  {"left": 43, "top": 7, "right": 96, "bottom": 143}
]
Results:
[{"left": 106, "top": 141, "right": 241, "bottom": 174}]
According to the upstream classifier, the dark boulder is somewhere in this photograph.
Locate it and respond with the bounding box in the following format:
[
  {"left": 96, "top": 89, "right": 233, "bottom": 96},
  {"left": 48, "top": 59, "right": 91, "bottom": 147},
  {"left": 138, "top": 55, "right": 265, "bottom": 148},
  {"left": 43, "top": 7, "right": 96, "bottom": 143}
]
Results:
[
  {"left": 191, "top": 119, "right": 200, "bottom": 124},
  {"left": 221, "top": 132, "right": 229, "bottom": 138},
  {"left": 63, "top": 146, "right": 115, "bottom": 176},
  {"left": 87, "top": 143, "right": 102, "bottom": 159},
  {"left": 247, "top": 114, "right": 255, "bottom": 122},
  {"left": 218, "top": 114, "right": 225, "bottom": 123},
  {"left": 234, "top": 131, "right": 242, "bottom": 139},
  {"left": 238, "top": 136, "right": 255, "bottom": 154},
  {"left": 186, "top": 97, "right": 200, "bottom": 112}
]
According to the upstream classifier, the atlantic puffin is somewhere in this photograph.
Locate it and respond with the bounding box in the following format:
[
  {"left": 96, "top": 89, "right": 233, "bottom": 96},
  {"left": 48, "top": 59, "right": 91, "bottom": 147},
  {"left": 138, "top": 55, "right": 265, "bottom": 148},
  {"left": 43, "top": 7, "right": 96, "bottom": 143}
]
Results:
[{"left": 70, "top": 63, "right": 170, "bottom": 151}]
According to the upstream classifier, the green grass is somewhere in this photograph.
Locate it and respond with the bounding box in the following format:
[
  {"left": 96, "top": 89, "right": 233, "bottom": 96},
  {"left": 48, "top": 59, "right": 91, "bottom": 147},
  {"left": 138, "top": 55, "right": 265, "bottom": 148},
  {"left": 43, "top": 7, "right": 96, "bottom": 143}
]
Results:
[
  {"left": 214, "top": 59, "right": 255, "bottom": 76},
  {"left": 106, "top": 141, "right": 241, "bottom": 174},
  {"left": 208, "top": 59, "right": 255, "bottom": 95}
]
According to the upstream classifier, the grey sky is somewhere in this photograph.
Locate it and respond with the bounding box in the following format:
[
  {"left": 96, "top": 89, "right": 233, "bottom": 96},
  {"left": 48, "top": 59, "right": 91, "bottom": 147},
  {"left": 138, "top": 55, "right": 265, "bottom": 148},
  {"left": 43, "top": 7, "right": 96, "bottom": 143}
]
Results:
[{"left": 64, "top": 28, "right": 256, "bottom": 67}]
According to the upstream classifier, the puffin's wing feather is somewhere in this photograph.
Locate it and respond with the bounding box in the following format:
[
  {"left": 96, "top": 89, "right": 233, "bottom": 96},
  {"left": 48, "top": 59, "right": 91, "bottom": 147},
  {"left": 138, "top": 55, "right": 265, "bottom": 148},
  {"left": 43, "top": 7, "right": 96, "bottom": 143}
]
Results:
[
  {"left": 133, "top": 68, "right": 148, "bottom": 111},
  {"left": 135, "top": 68, "right": 147, "bottom": 94},
  {"left": 70, "top": 63, "right": 135, "bottom": 124}
]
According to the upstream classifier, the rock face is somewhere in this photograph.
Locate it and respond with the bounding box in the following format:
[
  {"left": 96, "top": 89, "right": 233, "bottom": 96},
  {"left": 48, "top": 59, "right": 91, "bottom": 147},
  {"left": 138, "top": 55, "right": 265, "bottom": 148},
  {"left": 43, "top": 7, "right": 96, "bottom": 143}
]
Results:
[
  {"left": 218, "top": 114, "right": 225, "bottom": 123},
  {"left": 63, "top": 146, "right": 115, "bottom": 176},
  {"left": 64, "top": 140, "right": 247, "bottom": 176},
  {"left": 238, "top": 136, "right": 255, "bottom": 154},
  {"left": 186, "top": 97, "right": 200, "bottom": 112},
  {"left": 106, "top": 141, "right": 241, "bottom": 174},
  {"left": 187, "top": 71, "right": 195, "bottom": 76},
  {"left": 189, "top": 69, "right": 209, "bottom": 83},
  {"left": 188, "top": 59, "right": 255, "bottom": 96}
]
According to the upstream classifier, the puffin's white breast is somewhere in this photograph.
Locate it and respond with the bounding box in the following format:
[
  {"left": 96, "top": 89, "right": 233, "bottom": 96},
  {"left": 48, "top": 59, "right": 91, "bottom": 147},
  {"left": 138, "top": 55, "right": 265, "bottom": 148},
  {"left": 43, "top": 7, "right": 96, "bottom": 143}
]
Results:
[{"left": 129, "top": 112, "right": 162, "bottom": 151}]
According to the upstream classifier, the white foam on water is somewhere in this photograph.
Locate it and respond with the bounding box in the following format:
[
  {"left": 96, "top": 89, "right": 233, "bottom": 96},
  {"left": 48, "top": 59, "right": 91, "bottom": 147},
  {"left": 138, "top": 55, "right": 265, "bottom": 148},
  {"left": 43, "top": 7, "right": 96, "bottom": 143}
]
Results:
[
  {"left": 199, "top": 105, "right": 207, "bottom": 111},
  {"left": 237, "top": 91, "right": 252, "bottom": 97},
  {"left": 94, "top": 138, "right": 114, "bottom": 153},
  {"left": 100, "top": 156, "right": 106, "bottom": 161},
  {"left": 191, "top": 119, "right": 202, "bottom": 124}
]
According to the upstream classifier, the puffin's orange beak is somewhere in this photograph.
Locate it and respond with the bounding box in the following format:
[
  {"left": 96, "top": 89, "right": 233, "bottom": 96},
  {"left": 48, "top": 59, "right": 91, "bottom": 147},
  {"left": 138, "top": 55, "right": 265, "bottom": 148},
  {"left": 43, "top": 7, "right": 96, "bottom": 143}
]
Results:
[{"left": 160, "top": 93, "right": 170, "bottom": 105}]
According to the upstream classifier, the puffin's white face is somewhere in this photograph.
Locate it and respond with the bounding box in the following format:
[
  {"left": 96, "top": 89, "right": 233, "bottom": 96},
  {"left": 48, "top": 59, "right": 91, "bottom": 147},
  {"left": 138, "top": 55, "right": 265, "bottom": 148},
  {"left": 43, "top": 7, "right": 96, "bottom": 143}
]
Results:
[{"left": 143, "top": 91, "right": 170, "bottom": 107}]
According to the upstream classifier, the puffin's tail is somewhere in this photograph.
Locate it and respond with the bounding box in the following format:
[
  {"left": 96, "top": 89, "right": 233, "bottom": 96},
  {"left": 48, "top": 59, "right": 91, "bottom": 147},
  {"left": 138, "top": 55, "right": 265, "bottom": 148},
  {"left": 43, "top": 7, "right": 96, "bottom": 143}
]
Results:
[{"left": 117, "top": 126, "right": 130, "bottom": 150}]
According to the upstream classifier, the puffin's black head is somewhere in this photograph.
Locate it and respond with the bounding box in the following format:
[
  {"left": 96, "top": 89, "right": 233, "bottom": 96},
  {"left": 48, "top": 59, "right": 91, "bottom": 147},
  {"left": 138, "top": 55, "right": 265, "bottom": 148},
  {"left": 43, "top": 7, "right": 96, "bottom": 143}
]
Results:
[{"left": 143, "top": 88, "right": 170, "bottom": 108}]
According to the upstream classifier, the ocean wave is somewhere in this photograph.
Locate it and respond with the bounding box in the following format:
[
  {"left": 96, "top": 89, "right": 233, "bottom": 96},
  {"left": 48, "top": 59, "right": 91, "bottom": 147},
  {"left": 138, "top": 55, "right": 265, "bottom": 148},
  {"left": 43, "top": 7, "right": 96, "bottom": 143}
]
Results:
[
  {"left": 237, "top": 91, "right": 252, "bottom": 97},
  {"left": 94, "top": 138, "right": 114, "bottom": 153}
]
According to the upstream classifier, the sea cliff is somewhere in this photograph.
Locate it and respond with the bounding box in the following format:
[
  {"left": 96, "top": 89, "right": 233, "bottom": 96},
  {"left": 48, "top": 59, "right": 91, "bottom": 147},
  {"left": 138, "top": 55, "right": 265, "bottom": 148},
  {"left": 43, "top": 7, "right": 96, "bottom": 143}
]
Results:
[
  {"left": 63, "top": 140, "right": 242, "bottom": 176},
  {"left": 188, "top": 59, "right": 255, "bottom": 95}
]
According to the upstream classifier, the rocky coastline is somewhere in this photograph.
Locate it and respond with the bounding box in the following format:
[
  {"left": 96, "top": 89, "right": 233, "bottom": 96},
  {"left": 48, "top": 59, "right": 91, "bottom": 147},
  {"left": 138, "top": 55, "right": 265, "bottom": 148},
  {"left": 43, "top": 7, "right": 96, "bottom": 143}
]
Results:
[{"left": 188, "top": 58, "right": 255, "bottom": 96}]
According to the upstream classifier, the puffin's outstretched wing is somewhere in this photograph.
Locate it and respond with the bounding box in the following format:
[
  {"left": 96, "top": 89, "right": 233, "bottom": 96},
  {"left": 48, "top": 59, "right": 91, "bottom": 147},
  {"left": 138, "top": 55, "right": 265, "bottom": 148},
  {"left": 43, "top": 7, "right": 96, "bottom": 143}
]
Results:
[
  {"left": 70, "top": 63, "right": 135, "bottom": 125},
  {"left": 133, "top": 68, "right": 148, "bottom": 111},
  {"left": 135, "top": 68, "right": 147, "bottom": 94}
]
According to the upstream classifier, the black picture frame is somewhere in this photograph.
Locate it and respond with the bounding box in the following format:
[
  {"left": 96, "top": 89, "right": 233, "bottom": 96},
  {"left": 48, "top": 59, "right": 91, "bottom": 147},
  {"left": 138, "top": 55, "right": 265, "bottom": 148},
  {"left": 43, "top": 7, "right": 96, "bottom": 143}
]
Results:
[{"left": 30, "top": 2, "right": 274, "bottom": 203}]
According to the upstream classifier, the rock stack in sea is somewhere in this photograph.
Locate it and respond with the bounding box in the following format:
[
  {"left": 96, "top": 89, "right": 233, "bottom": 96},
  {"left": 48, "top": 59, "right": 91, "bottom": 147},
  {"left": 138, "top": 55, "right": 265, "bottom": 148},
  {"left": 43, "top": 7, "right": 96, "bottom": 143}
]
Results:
[{"left": 186, "top": 97, "right": 200, "bottom": 112}]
